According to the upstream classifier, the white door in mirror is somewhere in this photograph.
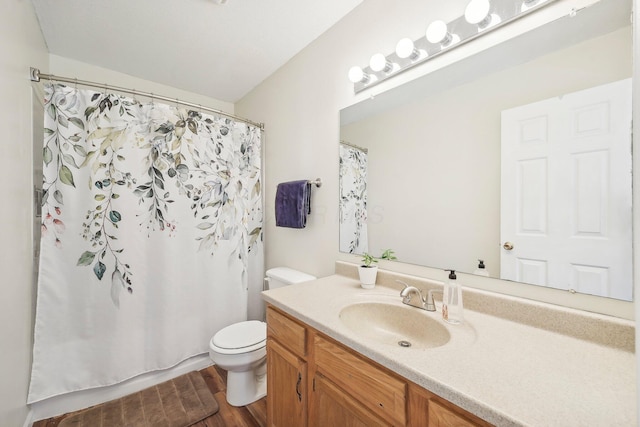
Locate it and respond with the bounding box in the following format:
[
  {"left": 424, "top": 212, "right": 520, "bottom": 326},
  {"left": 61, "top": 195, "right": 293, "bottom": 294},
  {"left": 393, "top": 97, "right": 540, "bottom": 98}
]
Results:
[{"left": 500, "top": 78, "right": 632, "bottom": 300}]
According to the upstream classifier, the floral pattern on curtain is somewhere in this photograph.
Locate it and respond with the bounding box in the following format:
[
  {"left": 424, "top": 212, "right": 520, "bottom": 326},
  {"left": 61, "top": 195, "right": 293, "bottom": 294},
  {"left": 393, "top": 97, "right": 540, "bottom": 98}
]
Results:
[
  {"left": 41, "top": 84, "right": 261, "bottom": 306},
  {"left": 29, "top": 83, "right": 263, "bottom": 403},
  {"left": 339, "top": 143, "right": 368, "bottom": 254}
]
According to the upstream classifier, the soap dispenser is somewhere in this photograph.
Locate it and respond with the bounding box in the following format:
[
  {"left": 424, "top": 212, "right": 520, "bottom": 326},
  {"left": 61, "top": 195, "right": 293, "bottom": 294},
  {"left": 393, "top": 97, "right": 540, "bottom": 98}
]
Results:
[
  {"left": 474, "top": 259, "right": 489, "bottom": 277},
  {"left": 442, "top": 270, "right": 463, "bottom": 324}
]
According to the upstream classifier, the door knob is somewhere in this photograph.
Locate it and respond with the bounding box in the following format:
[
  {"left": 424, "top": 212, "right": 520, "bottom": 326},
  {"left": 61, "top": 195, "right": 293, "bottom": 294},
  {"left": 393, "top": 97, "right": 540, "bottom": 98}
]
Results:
[{"left": 503, "top": 241, "right": 514, "bottom": 251}]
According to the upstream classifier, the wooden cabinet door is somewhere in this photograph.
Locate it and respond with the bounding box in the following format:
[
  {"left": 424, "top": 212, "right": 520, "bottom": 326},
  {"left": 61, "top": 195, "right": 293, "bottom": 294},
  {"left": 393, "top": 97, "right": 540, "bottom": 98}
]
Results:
[
  {"left": 310, "top": 373, "right": 390, "bottom": 427},
  {"left": 267, "top": 339, "right": 307, "bottom": 427},
  {"left": 314, "top": 335, "right": 406, "bottom": 425},
  {"left": 408, "top": 383, "right": 493, "bottom": 427},
  {"left": 429, "top": 400, "right": 479, "bottom": 427}
]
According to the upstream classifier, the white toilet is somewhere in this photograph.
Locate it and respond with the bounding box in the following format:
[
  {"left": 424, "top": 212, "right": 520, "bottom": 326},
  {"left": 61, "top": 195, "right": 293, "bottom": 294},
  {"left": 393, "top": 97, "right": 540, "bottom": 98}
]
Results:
[{"left": 208, "top": 267, "right": 316, "bottom": 407}]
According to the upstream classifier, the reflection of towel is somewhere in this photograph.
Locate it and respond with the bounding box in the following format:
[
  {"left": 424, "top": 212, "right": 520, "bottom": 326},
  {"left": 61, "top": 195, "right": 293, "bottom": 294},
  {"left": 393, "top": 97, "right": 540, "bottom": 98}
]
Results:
[{"left": 275, "top": 180, "right": 311, "bottom": 228}]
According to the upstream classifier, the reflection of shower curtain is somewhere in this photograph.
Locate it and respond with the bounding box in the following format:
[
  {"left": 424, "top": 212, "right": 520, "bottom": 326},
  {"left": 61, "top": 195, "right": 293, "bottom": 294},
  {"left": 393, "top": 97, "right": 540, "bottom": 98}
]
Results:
[
  {"left": 339, "top": 144, "right": 368, "bottom": 254},
  {"left": 28, "top": 84, "right": 263, "bottom": 403}
]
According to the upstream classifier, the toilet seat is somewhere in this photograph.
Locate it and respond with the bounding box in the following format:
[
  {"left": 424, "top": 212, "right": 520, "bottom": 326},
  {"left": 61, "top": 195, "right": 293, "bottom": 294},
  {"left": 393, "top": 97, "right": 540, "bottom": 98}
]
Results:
[{"left": 211, "top": 320, "right": 266, "bottom": 355}]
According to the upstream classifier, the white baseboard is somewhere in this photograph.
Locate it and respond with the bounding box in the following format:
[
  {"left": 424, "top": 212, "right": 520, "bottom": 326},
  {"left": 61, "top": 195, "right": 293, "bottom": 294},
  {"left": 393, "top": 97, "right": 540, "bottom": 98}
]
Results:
[{"left": 26, "top": 353, "right": 213, "bottom": 426}]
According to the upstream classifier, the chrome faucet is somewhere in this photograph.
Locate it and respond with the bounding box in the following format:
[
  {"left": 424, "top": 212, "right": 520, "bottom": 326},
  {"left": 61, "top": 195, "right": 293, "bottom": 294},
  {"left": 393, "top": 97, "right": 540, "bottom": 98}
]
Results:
[
  {"left": 397, "top": 280, "right": 427, "bottom": 310},
  {"left": 425, "top": 289, "right": 443, "bottom": 312}
]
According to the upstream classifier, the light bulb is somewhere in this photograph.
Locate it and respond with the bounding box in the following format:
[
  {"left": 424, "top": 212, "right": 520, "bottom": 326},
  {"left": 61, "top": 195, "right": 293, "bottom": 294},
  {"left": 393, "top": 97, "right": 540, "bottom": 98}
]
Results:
[
  {"left": 369, "top": 53, "right": 391, "bottom": 72},
  {"left": 465, "top": 0, "right": 491, "bottom": 24},
  {"left": 426, "top": 20, "right": 449, "bottom": 44},
  {"left": 396, "top": 38, "right": 419, "bottom": 60},
  {"left": 348, "top": 66, "right": 368, "bottom": 84}
]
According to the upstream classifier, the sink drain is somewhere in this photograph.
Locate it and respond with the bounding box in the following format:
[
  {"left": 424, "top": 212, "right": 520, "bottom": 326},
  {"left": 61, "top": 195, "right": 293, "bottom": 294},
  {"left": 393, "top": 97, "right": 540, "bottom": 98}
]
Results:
[{"left": 398, "top": 340, "right": 412, "bottom": 348}]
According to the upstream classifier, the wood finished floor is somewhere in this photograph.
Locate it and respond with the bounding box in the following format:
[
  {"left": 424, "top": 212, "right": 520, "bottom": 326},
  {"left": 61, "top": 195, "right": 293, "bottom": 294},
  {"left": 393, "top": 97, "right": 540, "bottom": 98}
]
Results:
[{"left": 32, "top": 365, "right": 267, "bottom": 427}]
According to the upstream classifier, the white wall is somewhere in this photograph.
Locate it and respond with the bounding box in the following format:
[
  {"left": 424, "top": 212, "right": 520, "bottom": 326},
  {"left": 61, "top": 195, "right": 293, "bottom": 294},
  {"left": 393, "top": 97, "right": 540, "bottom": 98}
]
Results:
[
  {"left": 236, "top": 0, "right": 634, "bottom": 318},
  {"left": 236, "top": 0, "right": 469, "bottom": 278},
  {"left": 0, "top": 0, "right": 48, "bottom": 425},
  {"left": 49, "top": 55, "right": 234, "bottom": 114}
]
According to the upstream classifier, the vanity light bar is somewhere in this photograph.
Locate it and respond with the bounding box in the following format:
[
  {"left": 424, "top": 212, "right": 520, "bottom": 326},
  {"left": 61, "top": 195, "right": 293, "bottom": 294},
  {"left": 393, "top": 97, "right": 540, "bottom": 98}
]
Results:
[{"left": 348, "top": 0, "right": 558, "bottom": 92}]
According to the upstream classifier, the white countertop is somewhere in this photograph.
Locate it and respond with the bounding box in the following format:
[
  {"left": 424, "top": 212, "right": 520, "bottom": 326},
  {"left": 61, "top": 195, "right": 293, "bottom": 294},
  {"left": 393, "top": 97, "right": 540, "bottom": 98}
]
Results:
[{"left": 262, "top": 274, "right": 636, "bottom": 427}]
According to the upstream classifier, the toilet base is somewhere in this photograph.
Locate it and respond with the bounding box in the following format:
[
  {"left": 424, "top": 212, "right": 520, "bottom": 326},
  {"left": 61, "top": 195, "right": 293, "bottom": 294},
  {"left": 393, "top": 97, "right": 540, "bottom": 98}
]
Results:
[{"left": 225, "top": 364, "right": 267, "bottom": 407}]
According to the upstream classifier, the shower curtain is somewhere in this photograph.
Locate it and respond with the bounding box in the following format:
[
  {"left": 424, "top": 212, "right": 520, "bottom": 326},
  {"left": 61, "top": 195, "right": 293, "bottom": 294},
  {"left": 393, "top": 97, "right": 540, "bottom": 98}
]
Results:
[
  {"left": 339, "top": 143, "right": 368, "bottom": 254},
  {"left": 28, "top": 83, "right": 263, "bottom": 403}
]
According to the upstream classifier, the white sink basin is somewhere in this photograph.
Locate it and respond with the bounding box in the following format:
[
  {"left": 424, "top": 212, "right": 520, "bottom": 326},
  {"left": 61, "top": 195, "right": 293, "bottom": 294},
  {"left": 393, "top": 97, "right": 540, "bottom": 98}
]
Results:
[{"left": 339, "top": 302, "right": 451, "bottom": 349}]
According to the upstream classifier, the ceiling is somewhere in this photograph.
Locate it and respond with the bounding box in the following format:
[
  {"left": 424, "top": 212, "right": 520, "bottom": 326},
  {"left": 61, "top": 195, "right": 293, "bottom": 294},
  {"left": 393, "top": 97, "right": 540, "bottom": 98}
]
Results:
[{"left": 31, "top": 0, "right": 363, "bottom": 103}]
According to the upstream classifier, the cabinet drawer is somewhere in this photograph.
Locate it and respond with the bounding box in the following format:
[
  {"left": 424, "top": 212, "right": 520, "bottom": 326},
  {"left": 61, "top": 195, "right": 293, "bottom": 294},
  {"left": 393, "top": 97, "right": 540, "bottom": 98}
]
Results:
[
  {"left": 314, "top": 335, "right": 406, "bottom": 426},
  {"left": 267, "top": 306, "right": 306, "bottom": 357}
]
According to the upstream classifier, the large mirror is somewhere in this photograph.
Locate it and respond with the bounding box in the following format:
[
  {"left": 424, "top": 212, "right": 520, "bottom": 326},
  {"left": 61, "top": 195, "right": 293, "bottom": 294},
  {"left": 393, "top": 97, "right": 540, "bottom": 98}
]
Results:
[{"left": 339, "top": 0, "right": 633, "bottom": 301}]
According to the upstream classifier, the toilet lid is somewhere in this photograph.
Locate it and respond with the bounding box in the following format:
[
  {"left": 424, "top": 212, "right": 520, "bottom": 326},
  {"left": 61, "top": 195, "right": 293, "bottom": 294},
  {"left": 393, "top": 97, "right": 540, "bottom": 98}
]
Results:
[{"left": 213, "top": 320, "right": 266, "bottom": 351}]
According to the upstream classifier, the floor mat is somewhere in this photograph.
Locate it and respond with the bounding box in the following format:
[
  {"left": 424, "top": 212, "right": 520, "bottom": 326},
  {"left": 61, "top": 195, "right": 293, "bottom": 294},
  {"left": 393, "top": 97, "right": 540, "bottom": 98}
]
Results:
[{"left": 58, "top": 371, "right": 219, "bottom": 427}]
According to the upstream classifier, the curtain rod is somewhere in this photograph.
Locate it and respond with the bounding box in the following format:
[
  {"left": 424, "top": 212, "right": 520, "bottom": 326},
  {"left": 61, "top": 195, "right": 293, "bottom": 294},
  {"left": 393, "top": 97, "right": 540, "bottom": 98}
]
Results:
[
  {"left": 340, "top": 140, "right": 368, "bottom": 153},
  {"left": 29, "top": 67, "right": 265, "bottom": 130}
]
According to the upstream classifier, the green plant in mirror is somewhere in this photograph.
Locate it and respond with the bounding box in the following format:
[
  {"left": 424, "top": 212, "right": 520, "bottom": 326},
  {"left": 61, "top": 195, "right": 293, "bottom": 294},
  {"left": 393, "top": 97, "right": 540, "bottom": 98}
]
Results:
[{"left": 380, "top": 249, "right": 397, "bottom": 261}]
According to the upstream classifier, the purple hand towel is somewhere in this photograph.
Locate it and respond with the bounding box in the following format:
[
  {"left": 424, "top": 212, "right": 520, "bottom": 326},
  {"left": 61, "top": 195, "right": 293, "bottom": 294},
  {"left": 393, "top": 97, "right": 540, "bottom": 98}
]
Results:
[{"left": 275, "top": 180, "right": 311, "bottom": 228}]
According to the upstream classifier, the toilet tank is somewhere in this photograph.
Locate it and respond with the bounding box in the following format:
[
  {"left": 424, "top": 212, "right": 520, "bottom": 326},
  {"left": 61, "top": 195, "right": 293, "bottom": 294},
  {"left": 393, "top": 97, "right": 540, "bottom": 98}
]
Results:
[{"left": 265, "top": 267, "right": 316, "bottom": 290}]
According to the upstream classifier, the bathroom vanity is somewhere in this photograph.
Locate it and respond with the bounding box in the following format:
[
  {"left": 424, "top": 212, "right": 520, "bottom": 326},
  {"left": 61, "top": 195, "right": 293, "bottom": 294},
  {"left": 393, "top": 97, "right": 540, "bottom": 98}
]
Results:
[
  {"left": 266, "top": 304, "right": 490, "bottom": 426},
  {"left": 262, "top": 265, "right": 636, "bottom": 426}
]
